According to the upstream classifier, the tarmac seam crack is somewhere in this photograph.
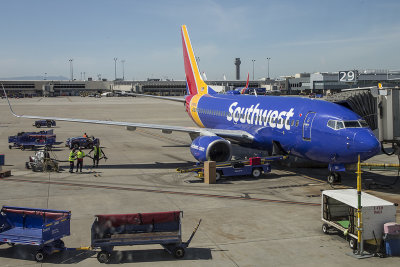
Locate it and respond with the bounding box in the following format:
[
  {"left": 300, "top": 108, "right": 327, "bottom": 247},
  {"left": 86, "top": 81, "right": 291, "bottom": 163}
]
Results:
[{"left": 1, "top": 177, "right": 321, "bottom": 206}]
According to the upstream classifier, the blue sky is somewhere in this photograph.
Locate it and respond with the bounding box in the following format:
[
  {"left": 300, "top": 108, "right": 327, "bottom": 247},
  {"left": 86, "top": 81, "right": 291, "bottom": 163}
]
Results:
[{"left": 1, "top": 0, "right": 399, "bottom": 80}]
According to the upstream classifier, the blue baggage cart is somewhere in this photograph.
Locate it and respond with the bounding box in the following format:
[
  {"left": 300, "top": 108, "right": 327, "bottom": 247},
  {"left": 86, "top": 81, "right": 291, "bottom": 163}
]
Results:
[
  {"left": 8, "top": 130, "right": 56, "bottom": 150},
  {"left": 91, "top": 211, "right": 201, "bottom": 263},
  {"left": 0, "top": 206, "right": 71, "bottom": 262}
]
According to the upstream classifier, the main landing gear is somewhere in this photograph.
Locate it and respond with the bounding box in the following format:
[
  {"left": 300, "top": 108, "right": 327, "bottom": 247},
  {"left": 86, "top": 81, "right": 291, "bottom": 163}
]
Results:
[{"left": 327, "top": 172, "right": 341, "bottom": 185}]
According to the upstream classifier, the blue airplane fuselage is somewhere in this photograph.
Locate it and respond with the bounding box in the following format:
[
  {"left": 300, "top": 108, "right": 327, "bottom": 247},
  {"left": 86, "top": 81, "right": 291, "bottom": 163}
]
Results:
[{"left": 187, "top": 92, "right": 380, "bottom": 164}]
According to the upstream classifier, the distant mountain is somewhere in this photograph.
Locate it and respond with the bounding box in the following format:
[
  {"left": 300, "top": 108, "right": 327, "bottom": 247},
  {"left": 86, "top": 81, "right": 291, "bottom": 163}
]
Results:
[{"left": 0, "top": 75, "right": 69, "bottom": 81}]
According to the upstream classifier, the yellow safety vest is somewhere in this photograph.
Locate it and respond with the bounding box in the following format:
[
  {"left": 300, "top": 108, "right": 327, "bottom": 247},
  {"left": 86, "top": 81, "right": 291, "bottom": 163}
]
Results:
[
  {"left": 77, "top": 151, "right": 85, "bottom": 159},
  {"left": 94, "top": 147, "right": 102, "bottom": 157},
  {"left": 69, "top": 151, "right": 76, "bottom": 161}
]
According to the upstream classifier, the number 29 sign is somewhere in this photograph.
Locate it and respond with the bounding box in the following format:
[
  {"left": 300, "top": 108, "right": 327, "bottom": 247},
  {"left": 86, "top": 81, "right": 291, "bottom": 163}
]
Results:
[{"left": 339, "top": 70, "right": 358, "bottom": 82}]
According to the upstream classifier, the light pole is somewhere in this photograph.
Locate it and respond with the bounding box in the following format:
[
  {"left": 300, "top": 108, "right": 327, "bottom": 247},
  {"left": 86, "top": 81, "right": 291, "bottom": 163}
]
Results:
[
  {"left": 69, "top": 59, "right": 73, "bottom": 80},
  {"left": 267, "top": 57, "right": 271, "bottom": 79},
  {"left": 121, "top": 60, "right": 125, "bottom": 80},
  {"left": 252, "top": 59, "right": 256, "bottom": 80},
  {"left": 114, "top": 57, "right": 118, "bottom": 80},
  {"left": 44, "top": 73, "right": 47, "bottom": 80}
]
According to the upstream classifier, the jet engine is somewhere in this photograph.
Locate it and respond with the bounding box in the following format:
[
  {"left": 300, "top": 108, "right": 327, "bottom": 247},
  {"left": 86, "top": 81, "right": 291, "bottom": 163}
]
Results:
[{"left": 190, "top": 136, "right": 232, "bottom": 162}]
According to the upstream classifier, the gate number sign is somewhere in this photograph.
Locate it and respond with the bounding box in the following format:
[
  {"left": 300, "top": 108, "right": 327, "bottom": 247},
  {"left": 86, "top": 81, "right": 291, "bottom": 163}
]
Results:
[{"left": 339, "top": 70, "right": 358, "bottom": 82}]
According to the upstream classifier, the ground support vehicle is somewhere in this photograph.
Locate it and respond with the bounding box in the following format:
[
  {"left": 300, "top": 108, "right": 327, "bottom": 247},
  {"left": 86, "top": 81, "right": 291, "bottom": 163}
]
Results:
[
  {"left": 25, "top": 148, "right": 59, "bottom": 172},
  {"left": 91, "top": 211, "right": 201, "bottom": 263},
  {"left": 177, "top": 156, "right": 286, "bottom": 180},
  {"left": 0, "top": 206, "right": 71, "bottom": 262},
  {"left": 33, "top": 120, "right": 56, "bottom": 128},
  {"left": 65, "top": 136, "right": 99, "bottom": 149},
  {"left": 8, "top": 130, "right": 56, "bottom": 150},
  {"left": 321, "top": 189, "right": 396, "bottom": 250}
]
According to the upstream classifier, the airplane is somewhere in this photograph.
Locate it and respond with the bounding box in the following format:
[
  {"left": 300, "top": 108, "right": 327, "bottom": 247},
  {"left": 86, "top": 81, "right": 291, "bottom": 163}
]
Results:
[{"left": 2, "top": 25, "right": 381, "bottom": 183}]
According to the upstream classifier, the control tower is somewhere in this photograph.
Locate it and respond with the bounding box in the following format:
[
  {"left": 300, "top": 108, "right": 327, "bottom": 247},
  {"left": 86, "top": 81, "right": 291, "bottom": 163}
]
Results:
[{"left": 235, "top": 58, "right": 241, "bottom": 80}]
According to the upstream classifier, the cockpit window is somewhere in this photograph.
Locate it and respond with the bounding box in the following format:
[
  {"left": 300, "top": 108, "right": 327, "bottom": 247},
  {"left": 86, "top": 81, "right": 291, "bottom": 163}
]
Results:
[
  {"left": 344, "top": 121, "right": 361, "bottom": 128},
  {"left": 336, "top": 121, "right": 345, "bottom": 129},
  {"left": 359, "top": 120, "right": 369, "bottom": 127},
  {"left": 327, "top": 119, "right": 369, "bottom": 130}
]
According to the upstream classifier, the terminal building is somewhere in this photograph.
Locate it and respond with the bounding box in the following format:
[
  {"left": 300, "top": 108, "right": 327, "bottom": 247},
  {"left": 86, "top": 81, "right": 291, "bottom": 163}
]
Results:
[{"left": 1, "top": 69, "right": 400, "bottom": 97}]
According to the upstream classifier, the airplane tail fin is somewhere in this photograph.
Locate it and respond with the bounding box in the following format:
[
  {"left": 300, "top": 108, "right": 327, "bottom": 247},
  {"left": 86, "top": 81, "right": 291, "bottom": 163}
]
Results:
[
  {"left": 241, "top": 73, "right": 250, "bottom": 94},
  {"left": 181, "top": 25, "right": 216, "bottom": 95}
]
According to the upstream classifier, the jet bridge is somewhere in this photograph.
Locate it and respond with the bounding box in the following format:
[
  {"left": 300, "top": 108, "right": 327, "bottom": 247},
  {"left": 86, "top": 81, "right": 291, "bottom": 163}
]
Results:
[{"left": 326, "top": 87, "right": 400, "bottom": 146}]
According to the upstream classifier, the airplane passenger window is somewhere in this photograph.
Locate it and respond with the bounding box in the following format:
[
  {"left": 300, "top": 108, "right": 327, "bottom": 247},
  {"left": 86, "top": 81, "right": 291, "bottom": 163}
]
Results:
[
  {"left": 291, "top": 120, "right": 294, "bottom": 126},
  {"left": 344, "top": 121, "right": 361, "bottom": 128},
  {"left": 336, "top": 121, "right": 345, "bottom": 129},
  {"left": 295, "top": 120, "right": 299, "bottom": 127}
]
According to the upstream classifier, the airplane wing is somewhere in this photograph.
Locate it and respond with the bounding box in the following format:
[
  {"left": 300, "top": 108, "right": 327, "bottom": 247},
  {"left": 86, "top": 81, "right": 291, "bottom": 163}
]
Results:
[
  {"left": 2, "top": 86, "right": 254, "bottom": 142},
  {"left": 130, "top": 93, "right": 186, "bottom": 103}
]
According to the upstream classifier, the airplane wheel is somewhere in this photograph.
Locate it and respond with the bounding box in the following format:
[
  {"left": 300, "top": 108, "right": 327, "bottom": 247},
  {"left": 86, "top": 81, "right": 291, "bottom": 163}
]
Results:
[
  {"left": 327, "top": 174, "right": 335, "bottom": 184},
  {"left": 334, "top": 172, "right": 341, "bottom": 183}
]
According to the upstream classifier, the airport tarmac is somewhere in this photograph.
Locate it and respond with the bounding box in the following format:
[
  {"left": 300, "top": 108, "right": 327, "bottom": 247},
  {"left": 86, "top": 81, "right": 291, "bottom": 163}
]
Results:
[{"left": 0, "top": 96, "right": 399, "bottom": 266}]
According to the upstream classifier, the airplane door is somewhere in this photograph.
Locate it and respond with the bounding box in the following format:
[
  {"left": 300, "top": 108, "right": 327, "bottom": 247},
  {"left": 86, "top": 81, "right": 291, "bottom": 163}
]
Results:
[{"left": 302, "top": 112, "right": 316, "bottom": 141}]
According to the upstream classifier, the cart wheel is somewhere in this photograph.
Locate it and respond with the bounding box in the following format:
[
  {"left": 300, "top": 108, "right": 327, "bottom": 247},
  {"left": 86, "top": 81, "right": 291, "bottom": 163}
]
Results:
[
  {"left": 322, "top": 224, "right": 329, "bottom": 234},
  {"left": 9, "top": 145, "right": 12, "bottom": 150},
  {"left": 73, "top": 143, "right": 79, "bottom": 149},
  {"left": 327, "top": 174, "right": 335, "bottom": 184},
  {"left": 21, "top": 146, "right": 25, "bottom": 151},
  {"left": 215, "top": 171, "right": 222, "bottom": 180},
  {"left": 36, "top": 123, "right": 41, "bottom": 128},
  {"left": 47, "top": 122, "right": 51, "bottom": 128},
  {"left": 349, "top": 238, "right": 357, "bottom": 250},
  {"left": 35, "top": 249, "right": 45, "bottom": 262},
  {"left": 173, "top": 247, "right": 185, "bottom": 259},
  {"left": 251, "top": 168, "right": 262, "bottom": 178},
  {"left": 97, "top": 250, "right": 111, "bottom": 263},
  {"left": 7, "top": 242, "right": 15, "bottom": 247}
]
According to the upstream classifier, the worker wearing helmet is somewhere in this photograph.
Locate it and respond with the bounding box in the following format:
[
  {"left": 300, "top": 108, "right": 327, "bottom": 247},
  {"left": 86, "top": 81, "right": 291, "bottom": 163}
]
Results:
[
  {"left": 69, "top": 149, "right": 77, "bottom": 173},
  {"left": 76, "top": 147, "right": 85, "bottom": 172}
]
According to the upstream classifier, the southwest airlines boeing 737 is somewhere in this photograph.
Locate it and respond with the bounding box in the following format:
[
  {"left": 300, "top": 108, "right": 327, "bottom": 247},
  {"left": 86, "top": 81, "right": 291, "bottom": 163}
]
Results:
[{"left": 3, "top": 25, "right": 380, "bottom": 183}]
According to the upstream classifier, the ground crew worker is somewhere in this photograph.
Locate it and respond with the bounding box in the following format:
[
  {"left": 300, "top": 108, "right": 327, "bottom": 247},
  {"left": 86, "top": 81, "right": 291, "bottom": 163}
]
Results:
[
  {"left": 76, "top": 147, "right": 85, "bottom": 172},
  {"left": 89, "top": 143, "right": 107, "bottom": 168},
  {"left": 69, "top": 149, "right": 77, "bottom": 173},
  {"left": 83, "top": 132, "right": 88, "bottom": 138}
]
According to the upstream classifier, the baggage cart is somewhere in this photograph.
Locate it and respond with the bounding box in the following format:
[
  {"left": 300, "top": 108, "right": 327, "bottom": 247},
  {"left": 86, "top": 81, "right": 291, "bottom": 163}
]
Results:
[
  {"left": 91, "top": 211, "right": 201, "bottom": 263},
  {"left": 0, "top": 206, "right": 71, "bottom": 262},
  {"left": 321, "top": 189, "right": 396, "bottom": 250},
  {"left": 8, "top": 130, "right": 56, "bottom": 150}
]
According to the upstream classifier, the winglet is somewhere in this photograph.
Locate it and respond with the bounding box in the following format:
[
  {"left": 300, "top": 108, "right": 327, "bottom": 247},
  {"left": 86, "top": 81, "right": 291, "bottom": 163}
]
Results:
[{"left": 1, "top": 84, "right": 21, "bottom": 118}]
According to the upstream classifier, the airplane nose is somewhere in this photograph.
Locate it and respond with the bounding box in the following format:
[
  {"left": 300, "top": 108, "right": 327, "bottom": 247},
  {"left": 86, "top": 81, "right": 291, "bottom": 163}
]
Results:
[{"left": 353, "top": 131, "right": 381, "bottom": 159}]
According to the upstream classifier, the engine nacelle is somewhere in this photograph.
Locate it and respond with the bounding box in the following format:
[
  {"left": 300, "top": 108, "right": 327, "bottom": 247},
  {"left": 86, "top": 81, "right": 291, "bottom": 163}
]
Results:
[{"left": 190, "top": 136, "right": 232, "bottom": 162}]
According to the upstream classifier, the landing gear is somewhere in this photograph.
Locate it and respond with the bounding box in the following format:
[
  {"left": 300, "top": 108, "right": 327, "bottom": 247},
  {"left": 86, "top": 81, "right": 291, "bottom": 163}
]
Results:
[{"left": 327, "top": 172, "right": 341, "bottom": 185}]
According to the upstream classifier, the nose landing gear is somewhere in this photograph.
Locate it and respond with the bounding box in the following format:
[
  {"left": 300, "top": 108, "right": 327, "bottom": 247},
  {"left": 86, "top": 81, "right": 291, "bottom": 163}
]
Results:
[{"left": 327, "top": 172, "right": 341, "bottom": 185}]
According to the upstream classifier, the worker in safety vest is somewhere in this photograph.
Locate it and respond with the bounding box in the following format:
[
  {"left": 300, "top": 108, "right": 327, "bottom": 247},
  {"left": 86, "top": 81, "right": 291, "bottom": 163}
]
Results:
[
  {"left": 83, "top": 132, "right": 88, "bottom": 138},
  {"left": 76, "top": 147, "right": 85, "bottom": 172},
  {"left": 69, "top": 149, "right": 77, "bottom": 173},
  {"left": 89, "top": 142, "right": 107, "bottom": 168}
]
